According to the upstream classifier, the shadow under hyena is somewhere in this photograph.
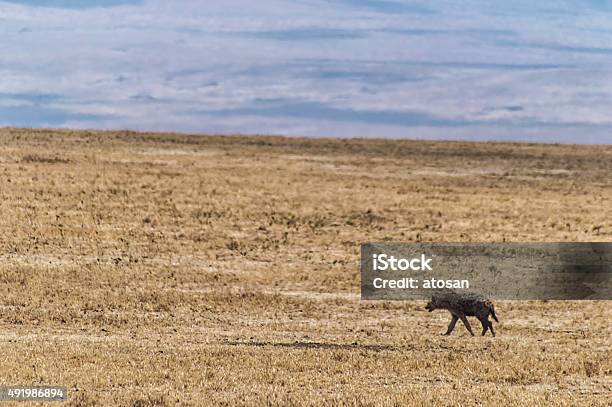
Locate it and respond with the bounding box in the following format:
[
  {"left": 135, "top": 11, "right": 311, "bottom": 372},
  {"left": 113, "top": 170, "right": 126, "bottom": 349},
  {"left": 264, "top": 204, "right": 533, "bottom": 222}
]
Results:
[{"left": 425, "top": 292, "right": 498, "bottom": 336}]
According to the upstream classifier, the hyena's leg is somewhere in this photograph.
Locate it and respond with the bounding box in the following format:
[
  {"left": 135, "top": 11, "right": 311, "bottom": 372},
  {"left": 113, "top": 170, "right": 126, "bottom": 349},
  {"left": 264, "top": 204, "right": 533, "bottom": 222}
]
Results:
[
  {"left": 444, "top": 315, "right": 459, "bottom": 336},
  {"left": 488, "top": 320, "right": 495, "bottom": 337},
  {"left": 479, "top": 318, "right": 489, "bottom": 336},
  {"left": 458, "top": 315, "right": 475, "bottom": 336}
]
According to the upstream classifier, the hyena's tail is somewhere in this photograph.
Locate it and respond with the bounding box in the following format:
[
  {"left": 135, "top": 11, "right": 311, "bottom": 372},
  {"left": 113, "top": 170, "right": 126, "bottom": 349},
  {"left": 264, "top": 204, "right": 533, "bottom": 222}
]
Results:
[{"left": 489, "top": 303, "right": 499, "bottom": 322}]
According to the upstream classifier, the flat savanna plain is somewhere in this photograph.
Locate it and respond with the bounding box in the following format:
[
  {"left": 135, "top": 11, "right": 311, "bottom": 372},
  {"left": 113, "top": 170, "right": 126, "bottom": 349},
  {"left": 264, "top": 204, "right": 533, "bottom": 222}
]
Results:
[{"left": 0, "top": 128, "right": 610, "bottom": 406}]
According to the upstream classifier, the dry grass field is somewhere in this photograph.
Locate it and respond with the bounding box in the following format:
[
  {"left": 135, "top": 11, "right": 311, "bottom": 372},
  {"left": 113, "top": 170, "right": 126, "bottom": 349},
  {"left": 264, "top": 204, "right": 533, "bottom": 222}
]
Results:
[{"left": 0, "top": 128, "right": 610, "bottom": 406}]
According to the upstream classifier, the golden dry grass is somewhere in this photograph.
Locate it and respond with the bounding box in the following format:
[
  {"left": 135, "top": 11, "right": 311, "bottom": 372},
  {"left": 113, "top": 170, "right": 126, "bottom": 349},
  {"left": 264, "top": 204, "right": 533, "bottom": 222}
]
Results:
[{"left": 0, "top": 127, "right": 610, "bottom": 406}]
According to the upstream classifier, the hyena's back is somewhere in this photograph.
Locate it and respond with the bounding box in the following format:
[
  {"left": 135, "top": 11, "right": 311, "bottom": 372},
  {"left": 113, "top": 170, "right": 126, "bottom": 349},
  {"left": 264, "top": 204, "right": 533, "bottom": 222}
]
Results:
[{"left": 441, "top": 292, "right": 497, "bottom": 320}]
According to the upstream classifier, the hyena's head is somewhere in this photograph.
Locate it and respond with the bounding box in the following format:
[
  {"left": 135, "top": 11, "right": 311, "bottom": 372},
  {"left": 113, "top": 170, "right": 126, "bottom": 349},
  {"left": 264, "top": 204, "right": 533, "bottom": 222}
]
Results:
[{"left": 425, "top": 296, "right": 440, "bottom": 312}]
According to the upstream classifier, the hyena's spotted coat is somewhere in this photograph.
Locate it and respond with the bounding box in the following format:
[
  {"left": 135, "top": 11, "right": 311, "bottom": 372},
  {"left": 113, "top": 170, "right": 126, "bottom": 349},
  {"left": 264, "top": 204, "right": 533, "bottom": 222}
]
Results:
[{"left": 425, "top": 292, "right": 498, "bottom": 336}]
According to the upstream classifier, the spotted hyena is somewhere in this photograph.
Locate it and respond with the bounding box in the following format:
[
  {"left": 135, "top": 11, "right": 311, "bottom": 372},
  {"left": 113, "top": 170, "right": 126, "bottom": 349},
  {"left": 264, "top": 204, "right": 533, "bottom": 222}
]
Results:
[{"left": 425, "top": 292, "right": 498, "bottom": 336}]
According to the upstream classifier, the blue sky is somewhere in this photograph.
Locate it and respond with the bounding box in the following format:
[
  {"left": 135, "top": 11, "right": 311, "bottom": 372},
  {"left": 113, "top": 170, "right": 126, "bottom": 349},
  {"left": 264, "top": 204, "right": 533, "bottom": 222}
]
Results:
[{"left": 1, "top": 0, "right": 612, "bottom": 143}]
